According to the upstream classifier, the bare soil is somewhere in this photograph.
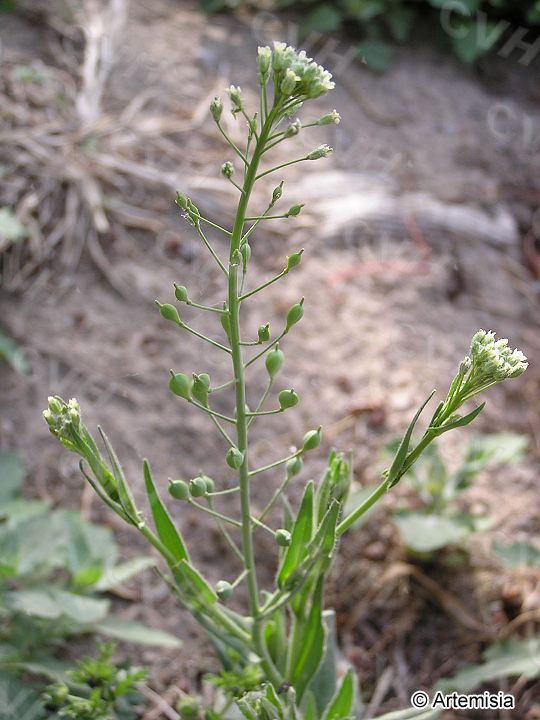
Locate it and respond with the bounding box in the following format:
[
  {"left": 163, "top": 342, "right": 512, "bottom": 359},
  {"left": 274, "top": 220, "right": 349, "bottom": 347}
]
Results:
[{"left": 1, "top": 1, "right": 540, "bottom": 717}]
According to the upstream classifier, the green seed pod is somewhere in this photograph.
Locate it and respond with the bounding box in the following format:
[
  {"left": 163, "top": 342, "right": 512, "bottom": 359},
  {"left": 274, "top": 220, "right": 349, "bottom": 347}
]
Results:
[
  {"left": 157, "top": 302, "right": 181, "bottom": 325},
  {"left": 201, "top": 475, "right": 215, "bottom": 493},
  {"left": 279, "top": 389, "right": 299, "bottom": 410},
  {"left": 177, "top": 696, "right": 201, "bottom": 719},
  {"left": 210, "top": 97, "right": 223, "bottom": 123},
  {"left": 191, "top": 374, "right": 210, "bottom": 407},
  {"left": 258, "top": 323, "right": 270, "bottom": 343},
  {"left": 240, "top": 242, "right": 251, "bottom": 272},
  {"left": 168, "top": 480, "right": 190, "bottom": 501},
  {"left": 169, "top": 371, "right": 190, "bottom": 399},
  {"left": 226, "top": 447, "right": 244, "bottom": 469},
  {"left": 286, "top": 456, "right": 303, "bottom": 478},
  {"left": 285, "top": 298, "right": 304, "bottom": 332},
  {"left": 271, "top": 181, "right": 284, "bottom": 206},
  {"left": 189, "top": 476, "right": 207, "bottom": 498},
  {"left": 266, "top": 345, "right": 284, "bottom": 379},
  {"left": 175, "top": 191, "right": 189, "bottom": 211},
  {"left": 227, "top": 85, "right": 244, "bottom": 114},
  {"left": 285, "top": 249, "right": 304, "bottom": 273},
  {"left": 275, "top": 529, "right": 292, "bottom": 546},
  {"left": 286, "top": 203, "right": 304, "bottom": 218},
  {"left": 302, "top": 426, "right": 322, "bottom": 452},
  {"left": 174, "top": 284, "right": 189, "bottom": 303},
  {"left": 284, "top": 119, "right": 301, "bottom": 138},
  {"left": 216, "top": 580, "right": 233, "bottom": 601}
]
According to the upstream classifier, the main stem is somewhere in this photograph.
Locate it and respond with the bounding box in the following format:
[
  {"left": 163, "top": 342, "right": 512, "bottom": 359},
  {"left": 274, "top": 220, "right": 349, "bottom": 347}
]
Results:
[{"left": 227, "top": 105, "right": 282, "bottom": 686}]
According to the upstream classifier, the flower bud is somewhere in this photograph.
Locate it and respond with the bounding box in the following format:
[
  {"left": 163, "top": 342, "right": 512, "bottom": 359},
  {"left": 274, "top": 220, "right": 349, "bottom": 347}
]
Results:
[
  {"left": 279, "top": 389, "right": 299, "bottom": 410},
  {"left": 265, "top": 345, "right": 284, "bottom": 379},
  {"left": 226, "top": 447, "right": 244, "bottom": 469},
  {"left": 240, "top": 242, "right": 251, "bottom": 271},
  {"left": 191, "top": 373, "right": 210, "bottom": 407},
  {"left": 284, "top": 119, "right": 301, "bottom": 138},
  {"left": 317, "top": 110, "right": 341, "bottom": 125},
  {"left": 286, "top": 204, "right": 304, "bottom": 218},
  {"left": 221, "top": 161, "right": 234, "bottom": 179},
  {"left": 216, "top": 580, "right": 234, "bottom": 601},
  {"left": 47, "top": 396, "right": 63, "bottom": 415},
  {"left": 286, "top": 456, "right": 303, "bottom": 478},
  {"left": 169, "top": 371, "right": 190, "bottom": 399},
  {"left": 210, "top": 97, "right": 223, "bottom": 123},
  {"left": 227, "top": 85, "right": 244, "bottom": 114},
  {"left": 174, "top": 284, "right": 189, "bottom": 303},
  {"left": 157, "top": 302, "right": 182, "bottom": 325},
  {"left": 459, "top": 357, "right": 472, "bottom": 375},
  {"left": 271, "top": 181, "right": 284, "bottom": 206},
  {"left": 272, "top": 41, "right": 288, "bottom": 72},
  {"left": 285, "top": 249, "right": 304, "bottom": 273},
  {"left": 258, "top": 46, "right": 272, "bottom": 77},
  {"left": 168, "top": 479, "right": 190, "bottom": 501},
  {"left": 275, "top": 529, "right": 292, "bottom": 547},
  {"left": 302, "top": 426, "right": 322, "bottom": 452},
  {"left": 258, "top": 323, "right": 270, "bottom": 343},
  {"left": 189, "top": 476, "right": 207, "bottom": 498},
  {"left": 285, "top": 298, "right": 304, "bottom": 331},
  {"left": 175, "top": 191, "right": 189, "bottom": 211},
  {"left": 185, "top": 199, "right": 200, "bottom": 224},
  {"left": 307, "top": 144, "right": 333, "bottom": 160},
  {"left": 280, "top": 68, "right": 299, "bottom": 97}
]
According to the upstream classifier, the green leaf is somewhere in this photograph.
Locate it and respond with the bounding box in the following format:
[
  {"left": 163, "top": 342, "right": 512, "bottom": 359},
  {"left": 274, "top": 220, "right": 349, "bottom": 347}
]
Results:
[
  {"left": 356, "top": 41, "right": 394, "bottom": 73},
  {"left": 322, "top": 667, "right": 356, "bottom": 720},
  {"left": 278, "top": 481, "right": 314, "bottom": 589},
  {"left": 304, "top": 693, "right": 318, "bottom": 720},
  {"left": 301, "top": 4, "right": 342, "bottom": 34},
  {"left": 94, "top": 556, "right": 155, "bottom": 591},
  {"left": 143, "top": 459, "right": 189, "bottom": 564},
  {"left": 289, "top": 578, "right": 326, "bottom": 701},
  {"left": 174, "top": 559, "right": 217, "bottom": 606},
  {"left": 492, "top": 540, "right": 540, "bottom": 569},
  {"left": 0, "top": 330, "right": 27, "bottom": 374},
  {"left": 99, "top": 427, "right": 138, "bottom": 519},
  {"left": 95, "top": 619, "right": 182, "bottom": 647},
  {"left": 6, "top": 588, "right": 109, "bottom": 623},
  {"left": 0, "top": 450, "right": 26, "bottom": 502},
  {"left": 431, "top": 402, "right": 485, "bottom": 436},
  {"left": 387, "top": 391, "right": 436, "bottom": 488},
  {"left": 437, "top": 638, "right": 540, "bottom": 693},
  {"left": 386, "top": 6, "right": 416, "bottom": 42},
  {"left": 309, "top": 609, "right": 338, "bottom": 714},
  {"left": 395, "top": 512, "right": 473, "bottom": 553},
  {"left": 0, "top": 673, "right": 48, "bottom": 719},
  {"left": 451, "top": 20, "right": 505, "bottom": 62}
]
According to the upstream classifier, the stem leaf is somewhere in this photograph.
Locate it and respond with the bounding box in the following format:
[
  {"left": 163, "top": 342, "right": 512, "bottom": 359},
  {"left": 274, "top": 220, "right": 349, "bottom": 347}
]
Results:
[
  {"left": 277, "top": 481, "right": 314, "bottom": 589},
  {"left": 321, "top": 667, "right": 356, "bottom": 720},
  {"left": 143, "top": 459, "right": 189, "bottom": 564}
]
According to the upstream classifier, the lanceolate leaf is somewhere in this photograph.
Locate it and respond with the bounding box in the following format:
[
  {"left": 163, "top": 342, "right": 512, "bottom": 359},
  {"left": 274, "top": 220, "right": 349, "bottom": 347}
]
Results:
[
  {"left": 95, "top": 619, "right": 182, "bottom": 647},
  {"left": 387, "top": 391, "right": 435, "bottom": 488},
  {"left": 278, "top": 481, "right": 314, "bottom": 589},
  {"left": 289, "top": 577, "right": 326, "bottom": 701},
  {"left": 431, "top": 403, "right": 485, "bottom": 436},
  {"left": 143, "top": 459, "right": 189, "bottom": 564},
  {"left": 322, "top": 667, "right": 356, "bottom": 720},
  {"left": 173, "top": 559, "right": 217, "bottom": 606}
]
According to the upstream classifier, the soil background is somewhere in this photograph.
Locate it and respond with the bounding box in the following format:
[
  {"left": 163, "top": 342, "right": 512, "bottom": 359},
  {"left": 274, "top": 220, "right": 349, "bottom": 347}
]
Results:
[{"left": 1, "top": 1, "right": 540, "bottom": 717}]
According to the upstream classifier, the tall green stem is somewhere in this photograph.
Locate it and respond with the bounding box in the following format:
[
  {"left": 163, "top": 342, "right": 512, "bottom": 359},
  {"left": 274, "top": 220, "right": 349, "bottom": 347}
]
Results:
[{"left": 227, "top": 105, "right": 282, "bottom": 686}]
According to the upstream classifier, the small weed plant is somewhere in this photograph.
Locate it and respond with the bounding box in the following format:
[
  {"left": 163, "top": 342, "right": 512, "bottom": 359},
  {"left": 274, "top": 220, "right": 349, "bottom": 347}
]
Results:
[{"left": 44, "top": 44, "right": 528, "bottom": 718}]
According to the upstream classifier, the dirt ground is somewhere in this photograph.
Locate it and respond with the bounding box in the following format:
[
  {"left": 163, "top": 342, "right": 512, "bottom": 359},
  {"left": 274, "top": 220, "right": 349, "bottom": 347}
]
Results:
[{"left": 1, "top": 0, "right": 540, "bottom": 717}]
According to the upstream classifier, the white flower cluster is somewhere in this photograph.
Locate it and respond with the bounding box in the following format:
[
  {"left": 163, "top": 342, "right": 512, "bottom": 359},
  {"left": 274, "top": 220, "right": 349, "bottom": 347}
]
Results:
[
  {"left": 258, "top": 42, "right": 335, "bottom": 99},
  {"left": 43, "top": 396, "right": 81, "bottom": 443},
  {"left": 469, "top": 330, "right": 528, "bottom": 384}
]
